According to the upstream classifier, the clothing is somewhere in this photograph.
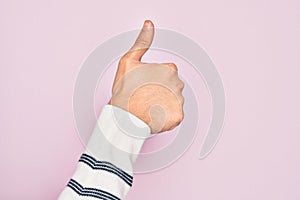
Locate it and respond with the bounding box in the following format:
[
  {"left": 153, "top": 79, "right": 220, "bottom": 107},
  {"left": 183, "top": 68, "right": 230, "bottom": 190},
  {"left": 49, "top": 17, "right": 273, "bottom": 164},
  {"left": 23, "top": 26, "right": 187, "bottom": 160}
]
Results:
[{"left": 58, "top": 105, "right": 151, "bottom": 200}]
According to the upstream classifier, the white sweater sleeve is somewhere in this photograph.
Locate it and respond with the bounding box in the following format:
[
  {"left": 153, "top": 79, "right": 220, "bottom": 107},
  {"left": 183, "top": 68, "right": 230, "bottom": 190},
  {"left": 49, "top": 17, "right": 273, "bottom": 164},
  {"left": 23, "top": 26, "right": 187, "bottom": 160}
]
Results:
[{"left": 58, "top": 105, "right": 151, "bottom": 200}]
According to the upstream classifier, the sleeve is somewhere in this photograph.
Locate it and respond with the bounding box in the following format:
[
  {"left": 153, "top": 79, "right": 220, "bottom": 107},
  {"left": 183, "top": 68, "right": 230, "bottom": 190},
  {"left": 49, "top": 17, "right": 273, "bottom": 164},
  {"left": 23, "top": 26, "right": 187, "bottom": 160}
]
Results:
[{"left": 57, "top": 105, "right": 151, "bottom": 200}]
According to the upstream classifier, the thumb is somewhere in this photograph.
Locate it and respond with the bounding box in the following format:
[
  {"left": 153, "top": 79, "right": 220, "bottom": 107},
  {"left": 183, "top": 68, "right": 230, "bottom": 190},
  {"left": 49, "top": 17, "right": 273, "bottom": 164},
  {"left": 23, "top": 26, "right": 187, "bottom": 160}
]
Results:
[{"left": 127, "top": 20, "right": 154, "bottom": 61}]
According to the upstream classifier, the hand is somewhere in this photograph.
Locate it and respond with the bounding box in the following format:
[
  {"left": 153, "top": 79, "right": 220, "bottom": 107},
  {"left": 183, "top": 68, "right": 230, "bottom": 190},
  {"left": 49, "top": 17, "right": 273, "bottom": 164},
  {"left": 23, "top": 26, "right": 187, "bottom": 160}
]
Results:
[{"left": 109, "top": 20, "right": 184, "bottom": 133}]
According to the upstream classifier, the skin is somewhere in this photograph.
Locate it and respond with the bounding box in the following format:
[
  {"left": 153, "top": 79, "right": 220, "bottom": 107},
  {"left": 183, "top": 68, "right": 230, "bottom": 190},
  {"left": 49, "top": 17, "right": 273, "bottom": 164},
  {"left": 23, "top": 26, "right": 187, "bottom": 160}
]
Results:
[{"left": 109, "top": 20, "right": 184, "bottom": 133}]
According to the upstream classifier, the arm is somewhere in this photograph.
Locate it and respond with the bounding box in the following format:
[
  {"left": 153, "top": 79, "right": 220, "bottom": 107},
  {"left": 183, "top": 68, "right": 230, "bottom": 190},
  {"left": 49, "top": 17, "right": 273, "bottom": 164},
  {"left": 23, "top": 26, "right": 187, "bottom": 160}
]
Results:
[
  {"left": 58, "top": 105, "right": 150, "bottom": 200},
  {"left": 58, "top": 20, "right": 184, "bottom": 199}
]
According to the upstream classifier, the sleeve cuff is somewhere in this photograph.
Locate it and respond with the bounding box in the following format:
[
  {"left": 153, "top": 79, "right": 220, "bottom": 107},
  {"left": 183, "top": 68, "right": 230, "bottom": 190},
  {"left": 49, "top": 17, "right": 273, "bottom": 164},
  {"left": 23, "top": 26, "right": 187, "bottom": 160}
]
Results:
[{"left": 84, "top": 105, "right": 151, "bottom": 172}]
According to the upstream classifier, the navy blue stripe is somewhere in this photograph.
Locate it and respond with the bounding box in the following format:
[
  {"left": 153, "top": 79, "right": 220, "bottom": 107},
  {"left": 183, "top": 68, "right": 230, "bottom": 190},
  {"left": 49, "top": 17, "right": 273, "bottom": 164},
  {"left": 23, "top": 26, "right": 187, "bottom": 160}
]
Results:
[
  {"left": 80, "top": 154, "right": 133, "bottom": 183},
  {"left": 81, "top": 154, "right": 133, "bottom": 180},
  {"left": 68, "top": 180, "right": 118, "bottom": 200},
  {"left": 68, "top": 183, "right": 110, "bottom": 200},
  {"left": 79, "top": 154, "right": 132, "bottom": 184},
  {"left": 79, "top": 158, "right": 132, "bottom": 186},
  {"left": 67, "top": 179, "right": 120, "bottom": 200},
  {"left": 81, "top": 153, "right": 133, "bottom": 180},
  {"left": 79, "top": 153, "right": 133, "bottom": 186}
]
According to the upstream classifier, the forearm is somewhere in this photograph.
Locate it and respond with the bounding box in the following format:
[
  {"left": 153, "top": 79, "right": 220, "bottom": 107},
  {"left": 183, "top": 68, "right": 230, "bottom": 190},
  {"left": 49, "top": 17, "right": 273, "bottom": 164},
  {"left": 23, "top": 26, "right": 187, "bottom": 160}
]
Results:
[{"left": 58, "top": 105, "right": 150, "bottom": 200}]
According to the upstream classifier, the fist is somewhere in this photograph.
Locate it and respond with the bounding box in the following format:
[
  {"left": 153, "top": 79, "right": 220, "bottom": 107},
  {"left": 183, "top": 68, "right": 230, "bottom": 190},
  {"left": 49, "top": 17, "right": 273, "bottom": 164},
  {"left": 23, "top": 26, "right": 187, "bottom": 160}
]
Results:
[{"left": 110, "top": 20, "right": 184, "bottom": 133}]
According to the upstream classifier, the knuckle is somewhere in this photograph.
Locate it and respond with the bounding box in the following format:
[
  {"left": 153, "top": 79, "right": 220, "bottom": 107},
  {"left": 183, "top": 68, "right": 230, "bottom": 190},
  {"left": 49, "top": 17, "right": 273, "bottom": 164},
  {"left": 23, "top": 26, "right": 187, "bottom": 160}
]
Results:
[
  {"left": 177, "top": 95, "right": 185, "bottom": 105},
  {"left": 179, "top": 112, "right": 184, "bottom": 122},
  {"left": 178, "top": 80, "right": 185, "bottom": 90},
  {"left": 173, "top": 112, "right": 184, "bottom": 124},
  {"left": 166, "top": 63, "right": 178, "bottom": 71}
]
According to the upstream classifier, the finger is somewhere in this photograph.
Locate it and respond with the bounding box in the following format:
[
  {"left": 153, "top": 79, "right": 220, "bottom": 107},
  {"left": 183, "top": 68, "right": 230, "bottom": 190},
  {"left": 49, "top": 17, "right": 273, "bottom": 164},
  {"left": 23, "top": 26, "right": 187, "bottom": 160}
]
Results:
[
  {"left": 127, "top": 20, "right": 154, "bottom": 61},
  {"left": 177, "top": 80, "right": 185, "bottom": 91},
  {"left": 161, "top": 63, "right": 178, "bottom": 71}
]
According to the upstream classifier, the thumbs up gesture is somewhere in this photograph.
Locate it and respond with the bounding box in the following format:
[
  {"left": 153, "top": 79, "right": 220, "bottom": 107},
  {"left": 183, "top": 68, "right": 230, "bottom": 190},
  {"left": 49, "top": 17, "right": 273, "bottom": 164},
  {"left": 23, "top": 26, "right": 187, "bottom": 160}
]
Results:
[{"left": 110, "top": 20, "right": 184, "bottom": 133}]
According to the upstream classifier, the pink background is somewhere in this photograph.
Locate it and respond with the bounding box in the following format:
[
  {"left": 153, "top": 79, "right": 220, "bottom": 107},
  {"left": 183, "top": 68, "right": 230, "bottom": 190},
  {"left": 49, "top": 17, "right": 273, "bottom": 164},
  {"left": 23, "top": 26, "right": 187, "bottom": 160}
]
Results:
[{"left": 1, "top": 0, "right": 300, "bottom": 199}]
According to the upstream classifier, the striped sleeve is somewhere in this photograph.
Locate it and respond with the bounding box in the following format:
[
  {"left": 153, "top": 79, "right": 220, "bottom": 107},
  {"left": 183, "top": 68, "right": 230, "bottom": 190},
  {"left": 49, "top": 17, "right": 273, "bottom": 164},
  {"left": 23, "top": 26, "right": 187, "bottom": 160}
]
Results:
[{"left": 58, "top": 105, "right": 151, "bottom": 200}]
